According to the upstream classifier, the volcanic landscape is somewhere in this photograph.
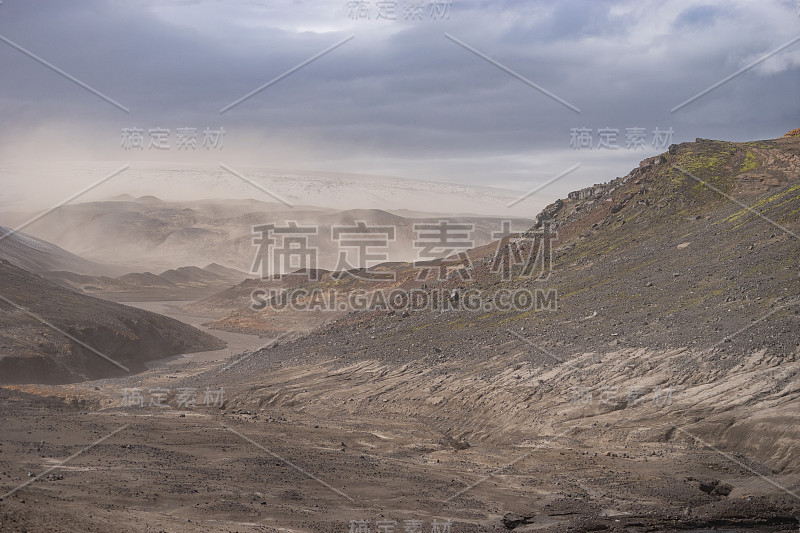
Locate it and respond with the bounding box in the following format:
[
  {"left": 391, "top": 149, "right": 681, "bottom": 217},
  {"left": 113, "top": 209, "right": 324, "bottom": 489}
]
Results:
[{"left": 1, "top": 134, "right": 800, "bottom": 532}]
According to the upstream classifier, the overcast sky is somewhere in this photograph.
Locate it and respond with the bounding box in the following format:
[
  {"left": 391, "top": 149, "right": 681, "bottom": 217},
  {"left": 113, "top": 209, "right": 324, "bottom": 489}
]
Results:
[{"left": 0, "top": 0, "right": 798, "bottom": 205}]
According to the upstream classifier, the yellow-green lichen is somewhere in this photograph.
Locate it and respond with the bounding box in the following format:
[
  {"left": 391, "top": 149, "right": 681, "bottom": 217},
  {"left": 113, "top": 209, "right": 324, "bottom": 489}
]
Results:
[{"left": 740, "top": 150, "right": 760, "bottom": 172}]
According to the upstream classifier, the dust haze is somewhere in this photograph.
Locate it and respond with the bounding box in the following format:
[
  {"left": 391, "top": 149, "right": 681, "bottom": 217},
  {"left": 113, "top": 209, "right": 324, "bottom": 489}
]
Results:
[{"left": 1, "top": 1, "right": 800, "bottom": 532}]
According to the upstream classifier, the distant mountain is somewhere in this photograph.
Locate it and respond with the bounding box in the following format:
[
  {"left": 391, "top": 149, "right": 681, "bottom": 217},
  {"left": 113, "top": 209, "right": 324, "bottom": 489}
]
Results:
[
  {"left": 203, "top": 263, "right": 250, "bottom": 280},
  {"left": 44, "top": 263, "right": 250, "bottom": 302},
  {"left": 3, "top": 199, "right": 535, "bottom": 274},
  {"left": 0, "top": 260, "right": 225, "bottom": 384},
  {"left": 159, "top": 265, "right": 235, "bottom": 286},
  {"left": 135, "top": 195, "right": 164, "bottom": 204},
  {"left": 117, "top": 271, "right": 177, "bottom": 288},
  {"left": 100, "top": 166, "right": 541, "bottom": 216},
  {"left": 0, "top": 225, "right": 248, "bottom": 301},
  {"left": 0, "top": 226, "right": 117, "bottom": 276}
]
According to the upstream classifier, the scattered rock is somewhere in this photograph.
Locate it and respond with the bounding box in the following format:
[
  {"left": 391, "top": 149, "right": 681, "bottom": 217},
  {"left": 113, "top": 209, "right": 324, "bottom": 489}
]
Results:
[
  {"left": 694, "top": 478, "right": 733, "bottom": 497},
  {"left": 714, "top": 482, "right": 733, "bottom": 497},
  {"left": 502, "top": 512, "right": 534, "bottom": 529}
]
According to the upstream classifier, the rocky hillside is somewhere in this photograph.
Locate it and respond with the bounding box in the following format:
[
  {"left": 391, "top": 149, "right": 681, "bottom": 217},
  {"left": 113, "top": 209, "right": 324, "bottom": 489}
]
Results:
[
  {"left": 202, "top": 135, "right": 800, "bottom": 355},
  {"left": 0, "top": 260, "right": 226, "bottom": 384},
  {"left": 0, "top": 226, "right": 116, "bottom": 276},
  {"left": 182, "top": 134, "right": 800, "bottom": 476}
]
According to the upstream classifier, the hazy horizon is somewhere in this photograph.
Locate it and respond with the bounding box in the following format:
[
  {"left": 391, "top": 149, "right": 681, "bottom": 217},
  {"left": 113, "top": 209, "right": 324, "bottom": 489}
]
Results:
[{"left": 2, "top": 0, "right": 798, "bottom": 215}]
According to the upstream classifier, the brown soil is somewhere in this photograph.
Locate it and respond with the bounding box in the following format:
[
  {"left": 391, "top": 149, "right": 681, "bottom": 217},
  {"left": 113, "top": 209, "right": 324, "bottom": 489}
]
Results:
[{"left": 2, "top": 136, "right": 800, "bottom": 531}]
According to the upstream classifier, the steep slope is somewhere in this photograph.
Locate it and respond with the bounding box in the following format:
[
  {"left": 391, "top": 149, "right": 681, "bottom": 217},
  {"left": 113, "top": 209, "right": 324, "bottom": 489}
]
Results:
[
  {"left": 182, "top": 135, "right": 800, "bottom": 479},
  {"left": 0, "top": 260, "right": 226, "bottom": 384},
  {"left": 0, "top": 226, "right": 115, "bottom": 275}
]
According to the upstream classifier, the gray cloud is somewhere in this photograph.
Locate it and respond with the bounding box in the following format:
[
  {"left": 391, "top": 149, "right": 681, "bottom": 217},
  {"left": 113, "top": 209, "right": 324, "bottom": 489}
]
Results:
[{"left": 0, "top": 0, "right": 798, "bottom": 201}]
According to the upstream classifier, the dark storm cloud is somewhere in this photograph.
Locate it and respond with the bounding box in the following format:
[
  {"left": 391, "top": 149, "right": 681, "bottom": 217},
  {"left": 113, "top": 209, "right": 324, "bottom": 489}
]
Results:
[{"left": 0, "top": 0, "right": 798, "bottom": 192}]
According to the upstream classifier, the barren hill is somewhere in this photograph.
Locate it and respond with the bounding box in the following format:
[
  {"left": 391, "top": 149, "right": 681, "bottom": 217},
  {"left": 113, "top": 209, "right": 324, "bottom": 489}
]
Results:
[
  {"left": 42, "top": 263, "right": 250, "bottom": 302},
  {"left": 207, "top": 135, "right": 800, "bottom": 353},
  {"left": 2, "top": 135, "right": 799, "bottom": 532},
  {"left": 173, "top": 135, "right": 800, "bottom": 525},
  {"left": 0, "top": 226, "right": 116, "bottom": 276},
  {"left": 0, "top": 260, "right": 226, "bottom": 384}
]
